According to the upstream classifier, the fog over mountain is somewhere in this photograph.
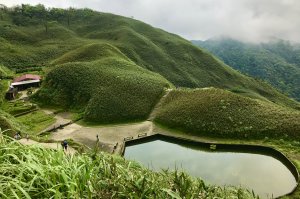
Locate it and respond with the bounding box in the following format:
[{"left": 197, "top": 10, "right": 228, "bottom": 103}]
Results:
[{"left": 2, "top": 0, "right": 300, "bottom": 43}]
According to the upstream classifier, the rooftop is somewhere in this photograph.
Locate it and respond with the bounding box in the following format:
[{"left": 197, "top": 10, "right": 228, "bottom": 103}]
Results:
[
  {"left": 11, "top": 79, "right": 40, "bottom": 86},
  {"left": 13, "top": 74, "right": 41, "bottom": 83}
]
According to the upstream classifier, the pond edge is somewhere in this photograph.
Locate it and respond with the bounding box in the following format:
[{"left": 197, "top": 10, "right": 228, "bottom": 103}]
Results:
[{"left": 122, "top": 133, "right": 299, "bottom": 198}]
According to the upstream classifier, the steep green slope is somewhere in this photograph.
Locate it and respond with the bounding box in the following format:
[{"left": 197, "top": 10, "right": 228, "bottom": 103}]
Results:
[
  {"left": 0, "top": 5, "right": 298, "bottom": 111},
  {"left": 35, "top": 57, "right": 171, "bottom": 123},
  {"left": 192, "top": 38, "right": 300, "bottom": 101},
  {"left": 0, "top": 110, "right": 23, "bottom": 136},
  {"left": 155, "top": 88, "right": 300, "bottom": 139}
]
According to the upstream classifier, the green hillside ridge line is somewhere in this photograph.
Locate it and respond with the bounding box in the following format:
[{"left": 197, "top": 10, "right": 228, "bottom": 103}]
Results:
[
  {"left": 154, "top": 88, "right": 300, "bottom": 139},
  {"left": 0, "top": 5, "right": 299, "bottom": 110},
  {"left": 51, "top": 42, "right": 131, "bottom": 65}
]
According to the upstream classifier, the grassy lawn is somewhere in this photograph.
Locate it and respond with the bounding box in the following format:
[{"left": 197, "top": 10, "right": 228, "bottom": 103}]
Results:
[{"left": 16, "top": 110, "right": 56, "bottom": 135}]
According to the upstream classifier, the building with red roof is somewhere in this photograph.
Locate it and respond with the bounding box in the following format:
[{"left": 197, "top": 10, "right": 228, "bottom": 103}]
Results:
[
  {"left": 13, "top": 74, "right": 41, "bottom": 83},
  {"left": 11, "top": 74, "right": 42, "bottom": 91}
]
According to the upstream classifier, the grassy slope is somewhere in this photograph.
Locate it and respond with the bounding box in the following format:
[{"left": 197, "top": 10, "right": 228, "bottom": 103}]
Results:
[
  {"left": 0, "top": 64, "right": 13, "bottom": 77},
  {"left": 0, "top": 65, "right": 53, "bottom": 136},
  {"left": 0, "top": 8, "right": 298, "bottom": 111},
  {"left": 35, "top": 57, "right": 171, "bottom": 123},
  {"left": 0, "top": 110, "right": 24, "bottom": 136},
  {"left": 71, "top": 14, "right": 300, "bottom": 108},
  {"left": 0, "top": 136, "right": 256, "bottom": 199},
  {"left": 192, "top": 38, "right": 300, "bottom": 101},
  {"left": 155, "top": 88, "right": 300, "bottom": 139},
  {"left": 16, "top": 110, "right": 55, "bottom": 135}
]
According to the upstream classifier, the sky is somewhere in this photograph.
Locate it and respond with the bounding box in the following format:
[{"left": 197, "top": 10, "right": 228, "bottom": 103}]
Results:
[{"left": 1, "top": 0, "right": 300, "bottom": 43}]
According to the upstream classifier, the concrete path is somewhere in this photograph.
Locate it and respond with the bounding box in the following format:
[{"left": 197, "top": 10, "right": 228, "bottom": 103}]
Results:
[
  {"left": 38, "top": 90, "right": 169, "bottom": 154},
  {"left": 18, "top": 138, "right": 76, "bottom": 155},
  {"left": 49, "top": 121, "right": 154, "bottom": 154},
  {"left": 147, "top": 89, "right": 172, "bottom": 121},
  {"left": 41, "top": 110, "right": 72, "bottom": 133}
]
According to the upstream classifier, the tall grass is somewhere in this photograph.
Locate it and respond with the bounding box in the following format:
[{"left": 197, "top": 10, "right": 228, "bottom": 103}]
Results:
[
  {"left": 0, "top": 110, "right": 24, "bottom": 137},
  {"left": 0, "top": 133, "right": 257, "bottom": 198},
  {"left": 155, "top": 88, "right": 300, "bottom": 140}
]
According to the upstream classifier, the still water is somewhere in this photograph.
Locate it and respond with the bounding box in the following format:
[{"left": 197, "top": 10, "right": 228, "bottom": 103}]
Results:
[{"left": 124, "top": 139, "right": 297, "bottom": 198}]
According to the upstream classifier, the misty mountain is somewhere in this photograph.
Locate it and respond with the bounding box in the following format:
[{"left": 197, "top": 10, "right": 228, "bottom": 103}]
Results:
[{"left": 192, "top": 38, "right": 300, "bottom": 101}]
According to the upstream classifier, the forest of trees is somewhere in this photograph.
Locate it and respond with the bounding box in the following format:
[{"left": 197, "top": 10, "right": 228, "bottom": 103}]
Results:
[{"left": 0, "top": 4, "right": 97, "bottom": 32}]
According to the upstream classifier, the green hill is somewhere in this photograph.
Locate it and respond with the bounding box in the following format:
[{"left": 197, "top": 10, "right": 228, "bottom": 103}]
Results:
[
  {"left": 0, "top": 5, "right": 299, "bottom": 198},
  {"left": 0, "top": 5, "right": 299, "bottom": 117},
  {"left": 35, "top": 57, "right": 171, "bottom": 123},
  {"left": 155, "top": 88, "right": 300, "bottom": 139},
  {"left": 192, "top": 38, "right": 300, "bottom": 101}
]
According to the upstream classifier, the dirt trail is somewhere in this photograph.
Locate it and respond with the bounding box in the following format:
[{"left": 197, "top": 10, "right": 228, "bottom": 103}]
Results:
[
  {"left": 147, "top": 89, "right": 172, "bottom": 121},
  {"left": 18, "top": 138, "right": 76, "bottom": 155}
]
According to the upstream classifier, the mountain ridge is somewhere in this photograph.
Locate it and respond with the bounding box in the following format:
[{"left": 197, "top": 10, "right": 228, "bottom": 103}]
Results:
[{"left": 192, "top": 38, "right": 300, "bottom": 101}]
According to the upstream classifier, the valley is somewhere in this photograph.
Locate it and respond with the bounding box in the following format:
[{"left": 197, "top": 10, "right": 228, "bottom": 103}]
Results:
[{"left": 0, "top": 4, "right": 299, "bottom": 198}]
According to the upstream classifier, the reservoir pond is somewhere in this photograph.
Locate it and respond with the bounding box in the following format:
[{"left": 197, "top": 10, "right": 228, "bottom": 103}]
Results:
[{"left": 124, "top": 138, "right": 297, "bottom": 198}]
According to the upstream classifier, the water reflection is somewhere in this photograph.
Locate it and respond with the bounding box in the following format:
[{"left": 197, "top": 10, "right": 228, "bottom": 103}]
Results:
[{"left": 124, "top": 140, "right": 297, "bottom": 198}]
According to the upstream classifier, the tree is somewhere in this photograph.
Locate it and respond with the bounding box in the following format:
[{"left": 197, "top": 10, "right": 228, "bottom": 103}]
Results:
[
  {"left": 0, "top": 4, "right": 8, "bottom": 20},
  {"left": 67, "top": 7, "right": 75, "bottom": 27}
]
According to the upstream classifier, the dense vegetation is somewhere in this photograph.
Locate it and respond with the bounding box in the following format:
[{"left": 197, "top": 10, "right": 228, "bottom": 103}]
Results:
[
  {"left": 0, "top": 135, "right": 256, "bottom": 198},
  {"left": 155, "top": 88, "right": 300, "bottom": 139},
  {"left": 0, "top": 4, "right": 299, "bottom": 115},
  {"left": 0, "top": 64, "right": 13, "bottom": 78},
  {"left": 34, "top": 58, "right": 171, "bottom": 123},
  {"left": 0, "top": 110, "right": 23, "bottom": 136},
  {"left": 192, "top": 38, "right": 300, "bottom": 101},
  {"left": 0, "top": 4, "right": 299, "bottom": 198}
]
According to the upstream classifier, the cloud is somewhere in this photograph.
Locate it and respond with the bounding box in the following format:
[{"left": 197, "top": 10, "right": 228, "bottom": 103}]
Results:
[{"left": 1, "top": 0, "right": 300, "bottom": 43}]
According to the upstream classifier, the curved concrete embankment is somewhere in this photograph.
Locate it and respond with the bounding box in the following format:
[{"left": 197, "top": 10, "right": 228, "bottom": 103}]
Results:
[{"left": 123, "top": 133, "right": 299, "bottom": 197}]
